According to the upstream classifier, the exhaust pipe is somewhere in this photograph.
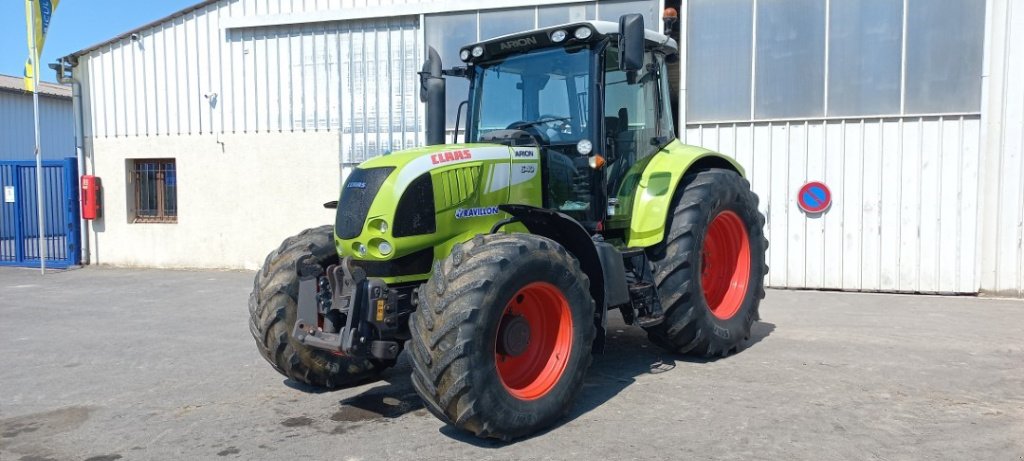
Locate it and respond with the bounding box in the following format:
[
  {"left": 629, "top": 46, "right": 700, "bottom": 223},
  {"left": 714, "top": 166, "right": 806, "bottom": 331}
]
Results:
[{"left": 420, "top": 47, "right": 446, "bottom": 146}]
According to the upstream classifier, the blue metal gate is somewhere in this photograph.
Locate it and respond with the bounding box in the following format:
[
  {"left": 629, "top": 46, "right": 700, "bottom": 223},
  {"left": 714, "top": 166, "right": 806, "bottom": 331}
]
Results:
[{"left": 0, "top": 158, "right": 81, "bottom": 268}]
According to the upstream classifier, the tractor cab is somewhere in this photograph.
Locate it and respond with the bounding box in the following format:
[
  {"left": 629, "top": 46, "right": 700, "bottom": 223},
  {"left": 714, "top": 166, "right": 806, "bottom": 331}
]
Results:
[{"left": 425, "top": 15, "right": 678, "bottom": 232}]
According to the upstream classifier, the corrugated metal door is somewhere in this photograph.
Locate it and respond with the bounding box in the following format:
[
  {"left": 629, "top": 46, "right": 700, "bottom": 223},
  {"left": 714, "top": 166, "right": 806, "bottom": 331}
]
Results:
[
  {"left": 679, "top": 0, "right": 988, "bottom": 294},
  {"left": 686, "top": 116, "right": 981, "bottom": 294}
]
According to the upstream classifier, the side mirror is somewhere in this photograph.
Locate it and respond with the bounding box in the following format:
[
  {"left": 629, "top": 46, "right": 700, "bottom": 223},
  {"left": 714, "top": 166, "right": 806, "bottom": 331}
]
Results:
[
  {"left": 420, "top": 46, "right": 446, "bottom": 146},
  {"left": 618, "top": 14, "right": 645, "bottom": 72},
  {"left": 419, "top": 47, "right": 441, "bottom": 102}
]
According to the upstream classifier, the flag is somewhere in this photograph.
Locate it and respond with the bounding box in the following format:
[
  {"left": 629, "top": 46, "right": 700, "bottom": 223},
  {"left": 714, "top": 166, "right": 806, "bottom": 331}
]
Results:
[{"left": 24, "top": 0, "right": 60, "bottom": 92}]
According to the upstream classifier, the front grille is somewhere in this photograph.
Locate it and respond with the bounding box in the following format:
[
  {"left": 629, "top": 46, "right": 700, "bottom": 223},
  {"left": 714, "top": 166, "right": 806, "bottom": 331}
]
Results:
[
  {"left": 392, "top": 173, "right": 436, "bottom": 237},
  {"left": 350, "top": 247, "right": 435, "bottom": 277},
  {"left": 436, "top": 165, "right": 481, "bottom": 208},
  {"left": 336, "top": 167, "right": 395, "bottom": 239}
]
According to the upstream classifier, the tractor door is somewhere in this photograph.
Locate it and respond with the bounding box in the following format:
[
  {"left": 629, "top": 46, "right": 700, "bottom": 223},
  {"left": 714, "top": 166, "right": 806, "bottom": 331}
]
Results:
[{"left": 602, "top": 47, "right": 676, "bottom": 227}]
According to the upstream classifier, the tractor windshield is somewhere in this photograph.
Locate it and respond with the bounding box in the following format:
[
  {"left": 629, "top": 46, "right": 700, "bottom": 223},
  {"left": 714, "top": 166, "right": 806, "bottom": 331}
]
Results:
[{"left": 468, "top": 46, "right": 593, "bottom": 145}]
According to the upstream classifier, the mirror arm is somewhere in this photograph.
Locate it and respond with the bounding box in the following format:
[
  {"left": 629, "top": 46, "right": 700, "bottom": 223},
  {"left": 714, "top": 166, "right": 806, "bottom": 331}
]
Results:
[{"left": 443, "top": 66, "right": 472, "bottom": 79}]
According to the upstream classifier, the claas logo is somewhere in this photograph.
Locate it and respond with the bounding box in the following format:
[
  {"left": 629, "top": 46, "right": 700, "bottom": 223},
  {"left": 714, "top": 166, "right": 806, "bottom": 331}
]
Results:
[{"left": 431, "top": 149, "right": 472, "bottom": 165}]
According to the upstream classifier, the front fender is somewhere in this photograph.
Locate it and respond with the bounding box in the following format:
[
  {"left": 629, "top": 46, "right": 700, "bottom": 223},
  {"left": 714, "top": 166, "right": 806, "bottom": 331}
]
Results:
[{"left": 627, "top": 140, "right": 746, "bottom": 248}]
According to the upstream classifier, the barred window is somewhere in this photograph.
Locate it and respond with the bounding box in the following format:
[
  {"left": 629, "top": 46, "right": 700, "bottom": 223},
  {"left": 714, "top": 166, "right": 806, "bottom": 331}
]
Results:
[{"left": 132, "top": 159, "right": 177, "bottom": 223}]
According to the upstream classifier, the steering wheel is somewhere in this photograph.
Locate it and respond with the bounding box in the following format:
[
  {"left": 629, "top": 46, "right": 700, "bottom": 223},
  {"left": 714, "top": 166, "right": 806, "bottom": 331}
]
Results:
[
  {"left": 505, "top": 120, "right": 550, "bottom": 145},
  {"left": 507, "top": 116, "right": 572, "bottom": 144},
  {"left": 539, "top": 114, "right": 573, "bottom": 138}
]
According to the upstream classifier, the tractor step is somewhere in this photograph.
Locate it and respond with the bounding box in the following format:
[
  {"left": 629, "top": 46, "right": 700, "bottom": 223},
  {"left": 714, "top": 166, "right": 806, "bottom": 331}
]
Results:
[
  {"left": 619, "top": 247, "right": 647, "bottom": 259},
  {"left": 627, "top": 279, "right": 665, "bottom": 327},
  {"left": 634, "top": 314, "right": 664, "bottom": 328}
]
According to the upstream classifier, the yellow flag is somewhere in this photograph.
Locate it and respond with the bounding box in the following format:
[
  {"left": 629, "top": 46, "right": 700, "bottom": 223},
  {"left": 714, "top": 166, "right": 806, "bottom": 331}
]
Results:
[{"left": 24, "top": 0, "right": 60, "bottom": 92}]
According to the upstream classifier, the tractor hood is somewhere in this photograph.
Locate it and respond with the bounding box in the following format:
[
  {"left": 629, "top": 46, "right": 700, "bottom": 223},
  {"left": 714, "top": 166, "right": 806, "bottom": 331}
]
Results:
[
  {"left": 357, "top": 143, "right": 515, "bottom": 194},
  {"left": 334, "top": 143, "right": 542, "bottom": 282}
]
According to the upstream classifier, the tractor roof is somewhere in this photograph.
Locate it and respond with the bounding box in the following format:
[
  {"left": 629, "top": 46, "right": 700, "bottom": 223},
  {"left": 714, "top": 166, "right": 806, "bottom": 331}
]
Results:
[{"left": 459, "top": 20, "right": 677, "bottom": 65}]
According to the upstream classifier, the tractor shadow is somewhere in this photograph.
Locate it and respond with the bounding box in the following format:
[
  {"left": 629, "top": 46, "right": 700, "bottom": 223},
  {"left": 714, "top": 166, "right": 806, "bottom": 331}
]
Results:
[
  {"left": 441, "top": 315, "right": 776, "bottom": 447},
  {"left": 302, "top": 312, "right": 775, "bottom": 447}
]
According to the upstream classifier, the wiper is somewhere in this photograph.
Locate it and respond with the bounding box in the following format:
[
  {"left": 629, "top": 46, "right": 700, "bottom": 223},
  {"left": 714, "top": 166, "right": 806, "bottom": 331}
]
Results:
[{"left": 514, "top": 116, "right": 571, "bottom": 129}]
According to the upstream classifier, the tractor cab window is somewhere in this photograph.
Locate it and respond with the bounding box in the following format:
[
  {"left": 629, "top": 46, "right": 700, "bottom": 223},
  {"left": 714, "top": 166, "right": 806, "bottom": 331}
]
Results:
[
  {"left": 603, "top": 48, "right": 673, "bottom": 197},
  {"left": 470, "top": 47, "right": 592, "bottom": 145},
  {"left": 469, "top": 46, "right": 598, "bottom": 220}
]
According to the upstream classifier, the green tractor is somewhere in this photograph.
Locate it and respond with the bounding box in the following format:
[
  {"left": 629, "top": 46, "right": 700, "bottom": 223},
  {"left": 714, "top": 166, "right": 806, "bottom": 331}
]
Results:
[{"left": 249, "top": 14, "right": 767, "bottom": 440}]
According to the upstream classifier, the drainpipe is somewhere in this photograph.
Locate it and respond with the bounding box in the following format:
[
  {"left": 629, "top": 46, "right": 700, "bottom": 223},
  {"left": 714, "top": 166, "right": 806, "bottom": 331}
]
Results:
[{"left": 54, "top": 58, "right": 89, "bottom": 265}]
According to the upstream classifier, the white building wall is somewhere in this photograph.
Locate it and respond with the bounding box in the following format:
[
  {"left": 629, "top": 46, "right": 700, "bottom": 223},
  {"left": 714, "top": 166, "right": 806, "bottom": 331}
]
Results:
[
  {"left": 72, "top": 0, "right": 1023, "bottom": 296},
  {"left": 78, "top": 0, "right": 424, "bottom": 163},
  {"left": 75, "top": 0, "right": 428, "bottom": 269},
  {"left": 0, "top": 91, "right": 75, "bottom": 161},
  {"left": 979, "top": 0, "right": 1024, "bottom": 297},
  {"left": 73, "top": 0, "right": 643, "bottom": 270}
]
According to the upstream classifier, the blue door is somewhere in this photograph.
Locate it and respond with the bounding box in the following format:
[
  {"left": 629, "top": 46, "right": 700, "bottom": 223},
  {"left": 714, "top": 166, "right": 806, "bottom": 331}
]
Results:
[{"left": 0, "top": 158, "right": 81, "bottom": 268}]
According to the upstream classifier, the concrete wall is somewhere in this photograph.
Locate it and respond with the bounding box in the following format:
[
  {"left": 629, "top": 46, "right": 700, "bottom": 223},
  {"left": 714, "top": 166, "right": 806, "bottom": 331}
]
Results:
[{"left": 84, "top": 132, "right": 338, "bottom": 269}]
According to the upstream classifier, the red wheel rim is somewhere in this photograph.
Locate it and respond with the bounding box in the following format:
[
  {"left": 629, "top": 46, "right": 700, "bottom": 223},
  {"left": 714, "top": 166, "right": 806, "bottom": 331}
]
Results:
[
  {"left": 701, "top": 210, "right": 751, "bottom": 320},
  {"left": 495, "top": 282, "right": 574, "bottom": 401}
]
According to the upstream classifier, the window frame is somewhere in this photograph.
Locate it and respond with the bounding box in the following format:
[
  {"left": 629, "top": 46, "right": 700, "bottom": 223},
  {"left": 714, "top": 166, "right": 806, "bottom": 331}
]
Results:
[{"left": 131, "top": 158, "right": 178, "bottom": 224}]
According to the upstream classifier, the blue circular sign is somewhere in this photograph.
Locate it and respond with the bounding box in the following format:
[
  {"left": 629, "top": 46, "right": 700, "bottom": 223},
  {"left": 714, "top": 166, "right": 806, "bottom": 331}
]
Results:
[{"left": 798, "top": 181, "right": 831, "bottom": 213}]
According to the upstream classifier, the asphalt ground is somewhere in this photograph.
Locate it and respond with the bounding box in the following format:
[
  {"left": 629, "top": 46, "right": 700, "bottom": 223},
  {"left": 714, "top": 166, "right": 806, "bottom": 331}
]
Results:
[{"left": 0, "top": 266, "right": 1022, "bottom": 460}]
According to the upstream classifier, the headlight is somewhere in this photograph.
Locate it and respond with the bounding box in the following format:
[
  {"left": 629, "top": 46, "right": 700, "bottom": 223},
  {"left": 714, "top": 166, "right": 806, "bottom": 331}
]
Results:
[
  {"left": 459, "top": 49, "right": 470, "bottom": 61},
  {"left": 577, "top": 139, "right": 593, "bottom": 155},
  {"left": 377, "top": 240, "right": 393, "bottom": 256},
  {"left": 355, "top": 243, "right": 368, "bottom": 256},
  {"left": 369, "top": 218, "right": 389, "bottom": 234},
  {"left": 551, "top": 29, "right": 567, "bottom": 43},
  {"left": 574, "top": 27, "right": 593, "bottom": 40},
  {"left": 472, "top": 46, "right": 484, "bottom": 57}
]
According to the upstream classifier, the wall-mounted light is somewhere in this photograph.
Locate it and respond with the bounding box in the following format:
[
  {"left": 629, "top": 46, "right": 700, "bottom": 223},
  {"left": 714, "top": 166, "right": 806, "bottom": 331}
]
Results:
[
  {"left": 129, "top": 33, "right": 144, "bottom": 51},
  {"left": 204, "top": 92, "right": 218, "bottom": 109}
]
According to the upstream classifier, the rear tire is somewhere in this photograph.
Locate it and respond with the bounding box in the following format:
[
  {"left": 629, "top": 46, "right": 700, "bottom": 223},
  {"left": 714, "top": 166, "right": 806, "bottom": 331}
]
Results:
[
  {"left": 409, "top": 233, "right": 596, "bottom": 441},
  {"left": 249, "top": 225, "right": 387, "bottom": 388},
  {"left": 643, "top": 169, "right": 768, "bottom": 358}
]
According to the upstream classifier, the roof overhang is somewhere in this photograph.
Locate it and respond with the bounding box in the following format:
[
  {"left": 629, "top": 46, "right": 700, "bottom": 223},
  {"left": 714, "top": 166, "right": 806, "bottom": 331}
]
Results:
[{"left": 59, "top": 0, "right": 221, "bottom": 62}]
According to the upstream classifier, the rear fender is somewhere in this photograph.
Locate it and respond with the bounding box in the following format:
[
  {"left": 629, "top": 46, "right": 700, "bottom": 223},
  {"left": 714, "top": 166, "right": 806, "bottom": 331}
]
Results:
[{"left": 627, "top": 140, "right": 745, "bottom": 248}]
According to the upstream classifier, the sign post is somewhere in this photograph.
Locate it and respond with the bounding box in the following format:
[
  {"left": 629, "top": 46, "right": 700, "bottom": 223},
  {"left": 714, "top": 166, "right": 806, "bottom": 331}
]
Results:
[
  {"left": 26, "top": 0, "right": 60, "bottom": 273},
  {"left": 29, "top": 0, "right": 47, "bottom": 274}
]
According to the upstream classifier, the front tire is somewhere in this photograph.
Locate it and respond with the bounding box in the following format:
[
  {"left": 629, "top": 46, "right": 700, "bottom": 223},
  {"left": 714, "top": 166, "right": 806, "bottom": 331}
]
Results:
[
  {"left": 409, "top": 233, "right": 596, "bottom": 441},
  {"left": 248, "top": 225, "right": 386, "bottom": 388},
  {"left": 644, "top": 169, "right": 768, "bottom": 358}
]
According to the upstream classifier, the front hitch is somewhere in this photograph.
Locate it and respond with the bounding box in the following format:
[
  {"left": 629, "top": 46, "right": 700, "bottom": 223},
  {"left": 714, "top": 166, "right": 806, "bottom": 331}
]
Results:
[{"left": 291, "top": 257, "right": 401, "bottom": 360}]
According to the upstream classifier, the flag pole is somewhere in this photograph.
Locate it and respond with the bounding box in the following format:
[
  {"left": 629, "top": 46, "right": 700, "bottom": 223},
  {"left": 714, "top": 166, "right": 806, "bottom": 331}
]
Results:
[{"left": 29, "top": 0, "right": 47, "bottom": 274}]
